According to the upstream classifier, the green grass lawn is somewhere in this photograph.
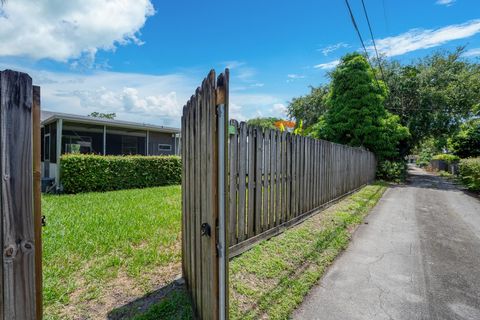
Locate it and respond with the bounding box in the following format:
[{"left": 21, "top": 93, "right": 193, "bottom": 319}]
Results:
[
  {"left": 132, "top": 183, "right": 387, "bottom": 320},
  {"left": 42, "top": 185, "right": 182, "bottom": 319},
  {"left": 229, "top": 183, "right": 386, "bottom": 319}
]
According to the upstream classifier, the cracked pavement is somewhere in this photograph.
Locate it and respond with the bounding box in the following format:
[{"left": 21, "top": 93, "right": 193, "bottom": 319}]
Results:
[{"left": 292, "top": 166, "right": 480, "bottom": 320}]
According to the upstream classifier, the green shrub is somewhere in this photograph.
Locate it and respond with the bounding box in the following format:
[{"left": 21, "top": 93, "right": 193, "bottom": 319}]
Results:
[
  {"left": 61, "top": 154, "right": 181, "bottom": 193},
  {"left": 431, "top": 154, "right": 460, "bottom": 164},
  {"left": 458, "top": 158, "right": 480, "bottom": 191},
  {"left": 376, "top": 160, "right": 407, "bottom": 182}
]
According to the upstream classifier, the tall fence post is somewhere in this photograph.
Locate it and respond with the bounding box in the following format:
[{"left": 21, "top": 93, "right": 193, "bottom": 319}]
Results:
[
  {"left": 33, "top": 85, "right": 43, "bottom": 320},
  {"left": 182, "top": 69, "right": 229, "bottom": 320},
  {"left": 0, "top": 70, "right": 37, "bottom": 319},
  {"left": 216, "top": 70, "right": 229, "bottom": 320}
]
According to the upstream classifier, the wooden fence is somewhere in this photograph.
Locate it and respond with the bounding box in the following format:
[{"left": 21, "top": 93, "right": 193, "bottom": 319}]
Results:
[
  {"left": 0, "top": 70, "right": 42, "bottom": 319},
  {"left": 181, "top": 69, "right": 376, "bottom": 319},
  {"left": 181, "top": 70, "right": 229, "bottom": 320},
  {"left": 227, "top": 121, "right": 376, "bottom": 256}
]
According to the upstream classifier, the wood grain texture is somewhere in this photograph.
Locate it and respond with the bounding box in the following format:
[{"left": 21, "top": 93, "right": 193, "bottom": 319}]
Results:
[
  {"left": 237, "top": 123, "right": 247, "bottom": 242},
  {"left": 0, "top": 70, "right": 36, "bottom": 320},
  {"left": 254, "top": 128, "right": 263, "bottom": 234},
  {"left": 181, "top": 70, "right": 230, "bottom": 320},
  {"left": 262, "top": 129, "right": 270, "bottom": 232},
  {"left": 228, "top": 120, "right": 238, "bottom": 246},
  {"left": 33, "top": 85, "right": 42, "bottom": 320}
]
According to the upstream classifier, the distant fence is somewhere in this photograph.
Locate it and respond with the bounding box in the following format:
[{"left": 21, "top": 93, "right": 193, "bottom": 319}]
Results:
[
  {"left": 430, "top": 159, "right": 459, "bottom": 175},
  {"left": 228, "top": 121, "right": 376, "bottom": 256}
]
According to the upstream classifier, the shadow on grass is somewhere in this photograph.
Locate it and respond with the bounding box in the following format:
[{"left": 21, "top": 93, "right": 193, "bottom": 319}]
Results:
[{"left": 107, "top": 279, "right": 194, "bottom": 320}]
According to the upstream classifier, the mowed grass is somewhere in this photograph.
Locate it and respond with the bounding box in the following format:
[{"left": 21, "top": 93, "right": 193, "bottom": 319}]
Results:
[
  {"left": 42, "top": 185, "right": 182, "bottom": 319},
  {"left": 132, "top": 183, "right": 387, "bottom": 319},
  {"left": 227, "top": 183, "right": 386, "bottom": 319},
  {"left": 229, "top": 183, "right": 386, "bottom": 319}
]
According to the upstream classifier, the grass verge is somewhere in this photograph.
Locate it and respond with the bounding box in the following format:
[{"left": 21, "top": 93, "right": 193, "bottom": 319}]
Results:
[
  {"left": 42, "top": 185, "right": 182, "bottom": 319},
  {"left": 132, "top": 183, "right": 386, "bottom": 319}
]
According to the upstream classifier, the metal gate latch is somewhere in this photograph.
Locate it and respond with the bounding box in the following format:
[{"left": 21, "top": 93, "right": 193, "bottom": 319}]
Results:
[{"left": 201, "top": 223, "right": 211, "bottom": 237}]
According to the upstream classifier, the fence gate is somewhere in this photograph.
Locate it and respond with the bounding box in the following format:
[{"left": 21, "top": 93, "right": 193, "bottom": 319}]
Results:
[
  {"left": 0, "top": 70, "right": 43, "bottom": 319},
  {"left": 181, "top": 69, "right": 229, "bottom": 319}
]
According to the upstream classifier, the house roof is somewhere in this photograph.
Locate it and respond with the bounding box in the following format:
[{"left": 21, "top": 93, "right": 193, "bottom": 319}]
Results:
[{"left": 41, "top": 110, "right": 180, "bottom": 134}]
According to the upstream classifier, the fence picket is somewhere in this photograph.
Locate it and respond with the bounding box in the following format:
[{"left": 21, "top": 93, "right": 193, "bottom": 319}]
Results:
[
  {"left": 229, "top": 120, "right": 238, "bottom": 246},
  {"left": 227, "top": 123, "right": 376, "bottom": 258},
  {"left": 237, "top": 123, "right": 247, "bottom": 242},
  {"left": 247, "top": 126, "right": 256, "bottom": 238},
  {"left": 263, "top": 129, "right": 270, "bottom": 231},
  {"left": 255, "top": 128, "right": 263, "bottom": 234}
]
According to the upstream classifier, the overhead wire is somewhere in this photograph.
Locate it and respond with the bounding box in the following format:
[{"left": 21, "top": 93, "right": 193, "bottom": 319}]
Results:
[
  {"left": 360, "top": 0, "right": 386, "bottom": 81},
  {"left": 343, "top": 0, "right": 382, "bottom": 90}
]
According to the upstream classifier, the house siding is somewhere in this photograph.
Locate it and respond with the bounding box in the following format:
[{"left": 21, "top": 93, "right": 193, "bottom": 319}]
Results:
[{"left": 148, "top": 131, "right": 176, "bottom": 155}]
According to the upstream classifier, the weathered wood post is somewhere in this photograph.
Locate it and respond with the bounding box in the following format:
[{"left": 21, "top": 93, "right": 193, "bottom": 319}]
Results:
[
  {"left": 181, "top": 69, "right": 229, "bottom": 319},
  {"left": 0, "top": 70, "right": 37, "bottom": 319},
  {"left": 33, "top": 85, "right": 43, "bottom": 320}
]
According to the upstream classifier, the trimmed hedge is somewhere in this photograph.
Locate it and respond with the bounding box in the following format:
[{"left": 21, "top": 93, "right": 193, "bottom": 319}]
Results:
[
  {"left": 61, "top": 154, "right": 181, "bottom": 193},
  {"left": 432, "top": 153, "right": 460, "bottom": 164},
  {"left": 458, "top": 158, "right": 480, "bottom": 192}
]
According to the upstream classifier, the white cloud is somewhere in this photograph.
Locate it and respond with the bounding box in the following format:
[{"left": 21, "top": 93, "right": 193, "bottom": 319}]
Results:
[
  {"left": 229, "top": 93, "right": 288, "bottom": 121},
  {"left": 0, "top": 0, "right": 154, "bottom": 62},
  {"left": 2, "top": 63, "right": 288, "bottom": 126},
  {"left": 314, "top": 60, "right": 340, "bottom": 70},
  {"left": 318, "top": 42, "right": 349, "bottom": 56},
  {"left": 436, "top": 0, "right": 455, "bottom": 6},
  {"left": 464, "top": 48, "right": 480, "bottom": 57},
  {"left": 286, "top": 74, "right": 305, "bottom": 83},
  {"left": 229, "top": 103, "right": 247, "bottom": 121},
  {"left": 287, "top": 74, "right": 305, "bottom": 79},
  {"left": 271, "top": 103, "right": 287, "bottom": 117},
  {"left": 369, "top": 19, "right": 480, "bottom": 57},
  {"left": 1, "top": 64, "right": 197, "bottom": 126}
]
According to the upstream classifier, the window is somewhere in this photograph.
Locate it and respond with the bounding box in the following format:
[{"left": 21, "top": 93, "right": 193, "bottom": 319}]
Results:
[
  {"left": 62, "top": 135, "right": 92, "bottom": 154},
  {"left": 158, "top": 144, "right": 172, "bottom": 151},
  {"left": 122, "top": 136, "right": 138, "bottom": 154},
  {"left": 44, "top": 134, "right": 50, "bottom": 161}
]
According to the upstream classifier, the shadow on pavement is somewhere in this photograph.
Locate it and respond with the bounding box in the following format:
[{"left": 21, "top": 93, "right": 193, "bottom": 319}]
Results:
[{"left": 392, "top": 165, "right": 479, "bottom": 200}]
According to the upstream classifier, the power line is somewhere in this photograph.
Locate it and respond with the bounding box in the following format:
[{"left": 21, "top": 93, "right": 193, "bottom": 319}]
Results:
[
  {"left": 344, "top": 0, "right": 382, "bottom": 90},
  {"left": 360, "top": 0, "right": 386, "bottom": 81}
]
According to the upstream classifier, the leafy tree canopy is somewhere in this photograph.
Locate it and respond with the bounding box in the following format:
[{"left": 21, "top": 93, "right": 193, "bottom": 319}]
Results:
[
  {"left": 314, "top": 53, "right": 409, "bottom": 160},
  {"left": 88, "top": 112, "right": 116, "bottom": 119},
  {"left": 246, "top": 117, "right": 280, "bottom": 130},
  {"left": 383, "top": 47, "right": 480, "bottom": 148},
  {"left": 448, "top": 119, "right": 480, "bottom": 158},
  {"left": 289, "top": 47, "right": 480, "bottom": 156},
  {"left": 287, "top": 85, "right": 329, "bottom": 132}
]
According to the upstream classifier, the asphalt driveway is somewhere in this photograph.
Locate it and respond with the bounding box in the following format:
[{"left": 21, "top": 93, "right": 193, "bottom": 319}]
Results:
[{"left": 293, "top": 166, "right": 480, "bottom": 320}]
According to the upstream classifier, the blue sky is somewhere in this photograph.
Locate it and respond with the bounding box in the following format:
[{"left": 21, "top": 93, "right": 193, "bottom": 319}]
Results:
[{"left": 1, "top": 0, "right": 480, "bottom": 126}]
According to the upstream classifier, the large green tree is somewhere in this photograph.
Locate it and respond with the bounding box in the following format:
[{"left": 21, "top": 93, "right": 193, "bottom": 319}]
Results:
[
  {"left": 315, "top": 53, "right": 409, "bottom": 160},
  {"left": 287, "top": 85, "right": 329, "bottom": 132},
  {"left": 449, "top": 119, "right": 480, "bottom": 158},
  {"left": 383, "top": 47, "right": 480, "bottom": 148}
]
